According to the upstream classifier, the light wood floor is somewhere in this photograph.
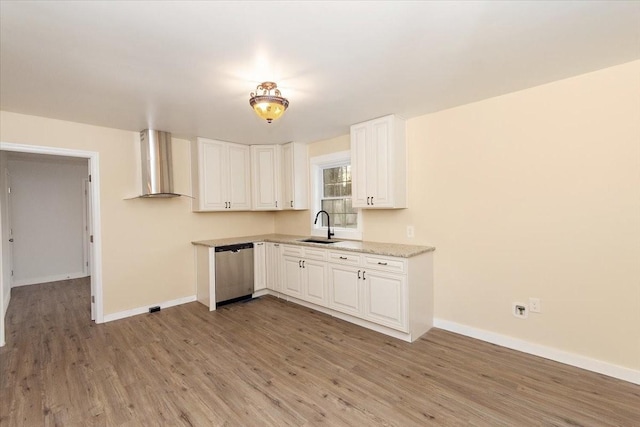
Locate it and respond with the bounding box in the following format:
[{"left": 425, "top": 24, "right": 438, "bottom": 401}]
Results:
[{"left": 1, "top": 279, "right": 638, "bottom": 426}]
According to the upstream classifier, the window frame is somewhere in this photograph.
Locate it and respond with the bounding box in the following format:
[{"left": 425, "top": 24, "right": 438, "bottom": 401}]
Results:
[{"left": 310, "top": 151, "right": 362, "bottom": 240}]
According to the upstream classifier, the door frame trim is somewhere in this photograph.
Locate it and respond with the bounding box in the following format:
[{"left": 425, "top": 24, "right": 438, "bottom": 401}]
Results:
[{"left": 0, "top": 142, "right": 104, "bottom": 325}]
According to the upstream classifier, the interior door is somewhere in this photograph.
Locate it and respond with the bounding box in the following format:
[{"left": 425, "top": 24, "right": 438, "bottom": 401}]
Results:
[
  {"left": 84, "top": 177, "right": 95, "bottom": 320},
  {"left": 5, "top": 170, "right": 14, "bottom": 288}
]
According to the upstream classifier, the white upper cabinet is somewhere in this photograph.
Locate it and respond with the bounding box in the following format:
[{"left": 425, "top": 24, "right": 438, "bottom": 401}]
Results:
[
  {"left": 351, "top": 115, "right": 407, "bottom": 209},
  {"left": 281, "top": 142, "right": 309, "bottom": 210},
  {"left": 191, "top": 138, "right": 251, "bottom": 211},
  {"left": 251, "top": 145, "right": 281, "bottom": 210}
]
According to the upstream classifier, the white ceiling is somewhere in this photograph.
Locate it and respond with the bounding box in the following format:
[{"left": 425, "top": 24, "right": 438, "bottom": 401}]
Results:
[{"left": 1, "top": 1, "right": 639, "bottom": 145}]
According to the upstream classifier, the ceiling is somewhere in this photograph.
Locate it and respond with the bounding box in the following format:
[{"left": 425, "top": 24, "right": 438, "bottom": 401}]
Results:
[{"left": 1, "top": 1, "right": 639, "bottom": 145}]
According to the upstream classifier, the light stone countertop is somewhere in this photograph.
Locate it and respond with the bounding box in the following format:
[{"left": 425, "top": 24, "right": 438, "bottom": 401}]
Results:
[{"left": 192, "top": 234, "right": 435, "bottom": 258}]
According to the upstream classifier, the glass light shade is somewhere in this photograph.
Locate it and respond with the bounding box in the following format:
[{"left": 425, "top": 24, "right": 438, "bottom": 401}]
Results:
[
  {"left": 249, "top": 82, "right": 289, "bottom": 123},
  {"left": 252, "top": 99, "right": 287, "bottom": 123}
]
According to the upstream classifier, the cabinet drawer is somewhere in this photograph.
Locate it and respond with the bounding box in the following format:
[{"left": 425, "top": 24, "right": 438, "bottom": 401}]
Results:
[
  {"left": 282, "top": 244, "right": 304, "bottom": 257},
  {"left": 363, "top": 255, "right": 406, "bottom": 273},
  {"left": 329, "top": 251, "right": 362, "bottom": 266},
  {"left": 304, "top": 247, "right": 327, "bottom": 261}
]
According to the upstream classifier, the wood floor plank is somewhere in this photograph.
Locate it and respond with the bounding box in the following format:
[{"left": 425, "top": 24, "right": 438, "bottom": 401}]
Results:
[{"left": 1, "top": 279, "right": 639, "bottom": 426}]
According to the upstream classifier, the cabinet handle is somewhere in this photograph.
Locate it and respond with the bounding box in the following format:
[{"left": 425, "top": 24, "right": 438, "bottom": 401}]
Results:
[
  {"left": 290, "top": 200, "right": 293, "bottom": 208},
  {"left": 275, "top": 201, "right": 278, "bottom": 208},
  {"left": 362, "top": 271, "right": 366, "bottom": 280},
  {"left": 302, "top": 260, "right": 305, "bottom": 268},
  {"left": 371, "top": 197, "right": 374, "bottom": 206},
  {"left": 256, "top": 243, "right": 263, "bottom": 246},
  {"left": 339, "top": 256, "right": 347, "bottom": 260},
  {"left": 357, "top": 270, "right": 361, "bottom": 279},
  {"left": 377, "top": 262, "right": 388, "bottom": 265},
  {"left": 274, "top": 243, "right": 279, "bottom": 247},
  {"left": 299, "top": 260, "right": 302, "bottom": 268},
  {"left": 367, "top": 197, "right": 370, "bottom": 205}
]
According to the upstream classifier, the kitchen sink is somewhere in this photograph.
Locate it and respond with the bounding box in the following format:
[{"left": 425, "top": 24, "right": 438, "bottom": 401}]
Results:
[{"left": 299, "top": 238, "right": 341, "bottom": 244}]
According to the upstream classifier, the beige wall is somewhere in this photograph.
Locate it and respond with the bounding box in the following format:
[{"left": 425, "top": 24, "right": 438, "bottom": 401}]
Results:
[
  {"left": 0, "top": 112, "right": 275, "bottom": 315},
  {"left": 276, "top": 61, "right": 640, "bottom": 370}
]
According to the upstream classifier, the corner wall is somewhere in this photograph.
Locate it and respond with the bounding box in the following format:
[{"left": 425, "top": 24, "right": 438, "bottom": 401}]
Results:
[
  {"left": 364, "top": 60, "right": 640, "bottom": 372},
  {"left": 0, "top": 112, "right": 276, "bottom": 316}
]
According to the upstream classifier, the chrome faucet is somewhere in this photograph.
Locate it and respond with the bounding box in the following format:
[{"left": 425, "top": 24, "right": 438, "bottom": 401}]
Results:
[{"left": 314, "top": 210, "right": 335, "bottom": 240}]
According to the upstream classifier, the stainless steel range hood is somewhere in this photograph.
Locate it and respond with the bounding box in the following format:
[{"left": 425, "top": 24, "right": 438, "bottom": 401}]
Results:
[{"left": 138, "top": 129, "right": 182, "bottom": 198}]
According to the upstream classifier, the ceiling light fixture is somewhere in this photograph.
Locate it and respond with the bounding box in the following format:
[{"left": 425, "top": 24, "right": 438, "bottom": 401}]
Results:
[{"left": 249, "top": 81, "right": 289, "bottom": 123}]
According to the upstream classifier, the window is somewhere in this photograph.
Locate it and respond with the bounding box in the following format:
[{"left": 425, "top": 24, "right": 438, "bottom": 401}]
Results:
[
  {"left": 320, "top": 165, "right": 357, "bottom": 228},
  {"left": 310, "top": 151, "right": 362, "bottom": 240}
]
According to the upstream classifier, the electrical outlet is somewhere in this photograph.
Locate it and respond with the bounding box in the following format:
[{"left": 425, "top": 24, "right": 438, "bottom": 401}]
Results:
[
  {"left": 407, "top": 225, "right": 415, "bottom": 238},
  {"left": 513, "top": 302, "right": 528, "bottom": 319},
  {"left": 529, "top": 297, "right": 541, "bottom": 313}
]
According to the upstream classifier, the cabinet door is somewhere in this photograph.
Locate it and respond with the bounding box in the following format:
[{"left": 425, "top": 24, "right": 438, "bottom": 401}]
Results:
[
  {"left": 253, "top": 242, "right": 266, "bottom": 291},
  {"left": 282, "top": 256, "right": 303, "bottom": 298},
  {"left": 199, "top": 139, "right": 228, "bottom": 210},
  {"left": 303, "top": 259, "right": 326, "bottom": 305},
  {"left": 328, "top": 265, "right": 362, "bottom": 317},
  {"left": 227, "top": 143, "right": 252, "bottom": 210},
  {"left": 251, "top": 145, "right": 281, "bottom": 210},
  {"left": 266, "top": 243, "right": 282, "bottom": 292},
  {"left": 363, "top": 270, "right": 407, "bottom": 331},
  {"left": 369, "top": 118, "right": 391, "bottom": 207},
  {"left": 350, "top": 124, "right": 369, "bottom": 208},
  {"left": 350, "top": 115, "right": 406, "bottom": 209},
  {"left": 281, "top": 142, "right": 308, "bottom": 210}
]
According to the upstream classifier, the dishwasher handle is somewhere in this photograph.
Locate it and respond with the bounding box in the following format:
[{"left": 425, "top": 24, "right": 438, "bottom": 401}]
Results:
[{"left": 214, "top": 242, "right": 254, "bottom": 253}]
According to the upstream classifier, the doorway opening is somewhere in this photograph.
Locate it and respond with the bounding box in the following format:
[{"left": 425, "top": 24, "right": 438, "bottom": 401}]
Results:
[{"left": 0, "top": 143, "right": 103, "bottom": 346}]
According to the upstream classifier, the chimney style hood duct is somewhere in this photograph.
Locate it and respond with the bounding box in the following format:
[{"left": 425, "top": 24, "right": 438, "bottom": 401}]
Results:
[{"left": 138, "top": 129, "right": 182, "bottom": 198}]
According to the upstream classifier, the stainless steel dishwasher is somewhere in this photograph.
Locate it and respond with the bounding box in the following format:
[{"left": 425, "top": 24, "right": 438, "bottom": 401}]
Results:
[{"left": 214, "top": 243, "right": 254, "bottom": 306}]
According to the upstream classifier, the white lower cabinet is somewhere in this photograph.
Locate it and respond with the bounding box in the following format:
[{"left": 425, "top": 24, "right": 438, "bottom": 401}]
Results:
[
  {"left": 282, "top": 256, "right": 304, "bottom": 298},
  {"left": 281, "top": 245, "right": 328, "bottom": 305},
  {"left": 265, "top": 243, "right": 282, "bottom": 292},
  {"left": 362, "top": 270, "right": 406, "bottom": 330},
  {"left": 265, "top": 243, "right": 432, "bottom": 342},
  {"left": 328, "top": 254, "right": 407, "bottom": 331},
  {"left": 328, "top": 265, "right": 362, "bottom": 317},
  {"left": 253, "top": 242, "right": 266, "bottom": 291},
  {"left": 302, "top": 260, "right": 327, "bottom": 305}
]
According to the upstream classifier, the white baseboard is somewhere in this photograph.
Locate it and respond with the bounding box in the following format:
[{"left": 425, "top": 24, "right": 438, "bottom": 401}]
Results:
[
  {"left": 103, "top": 295, "right": 197, "bottom": 323},
  {"left": 433, "top": 318, "right": 640, "bottom": 386},
  {"left": 12, "top": 271, "right": 88, "bottom": 287}
]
